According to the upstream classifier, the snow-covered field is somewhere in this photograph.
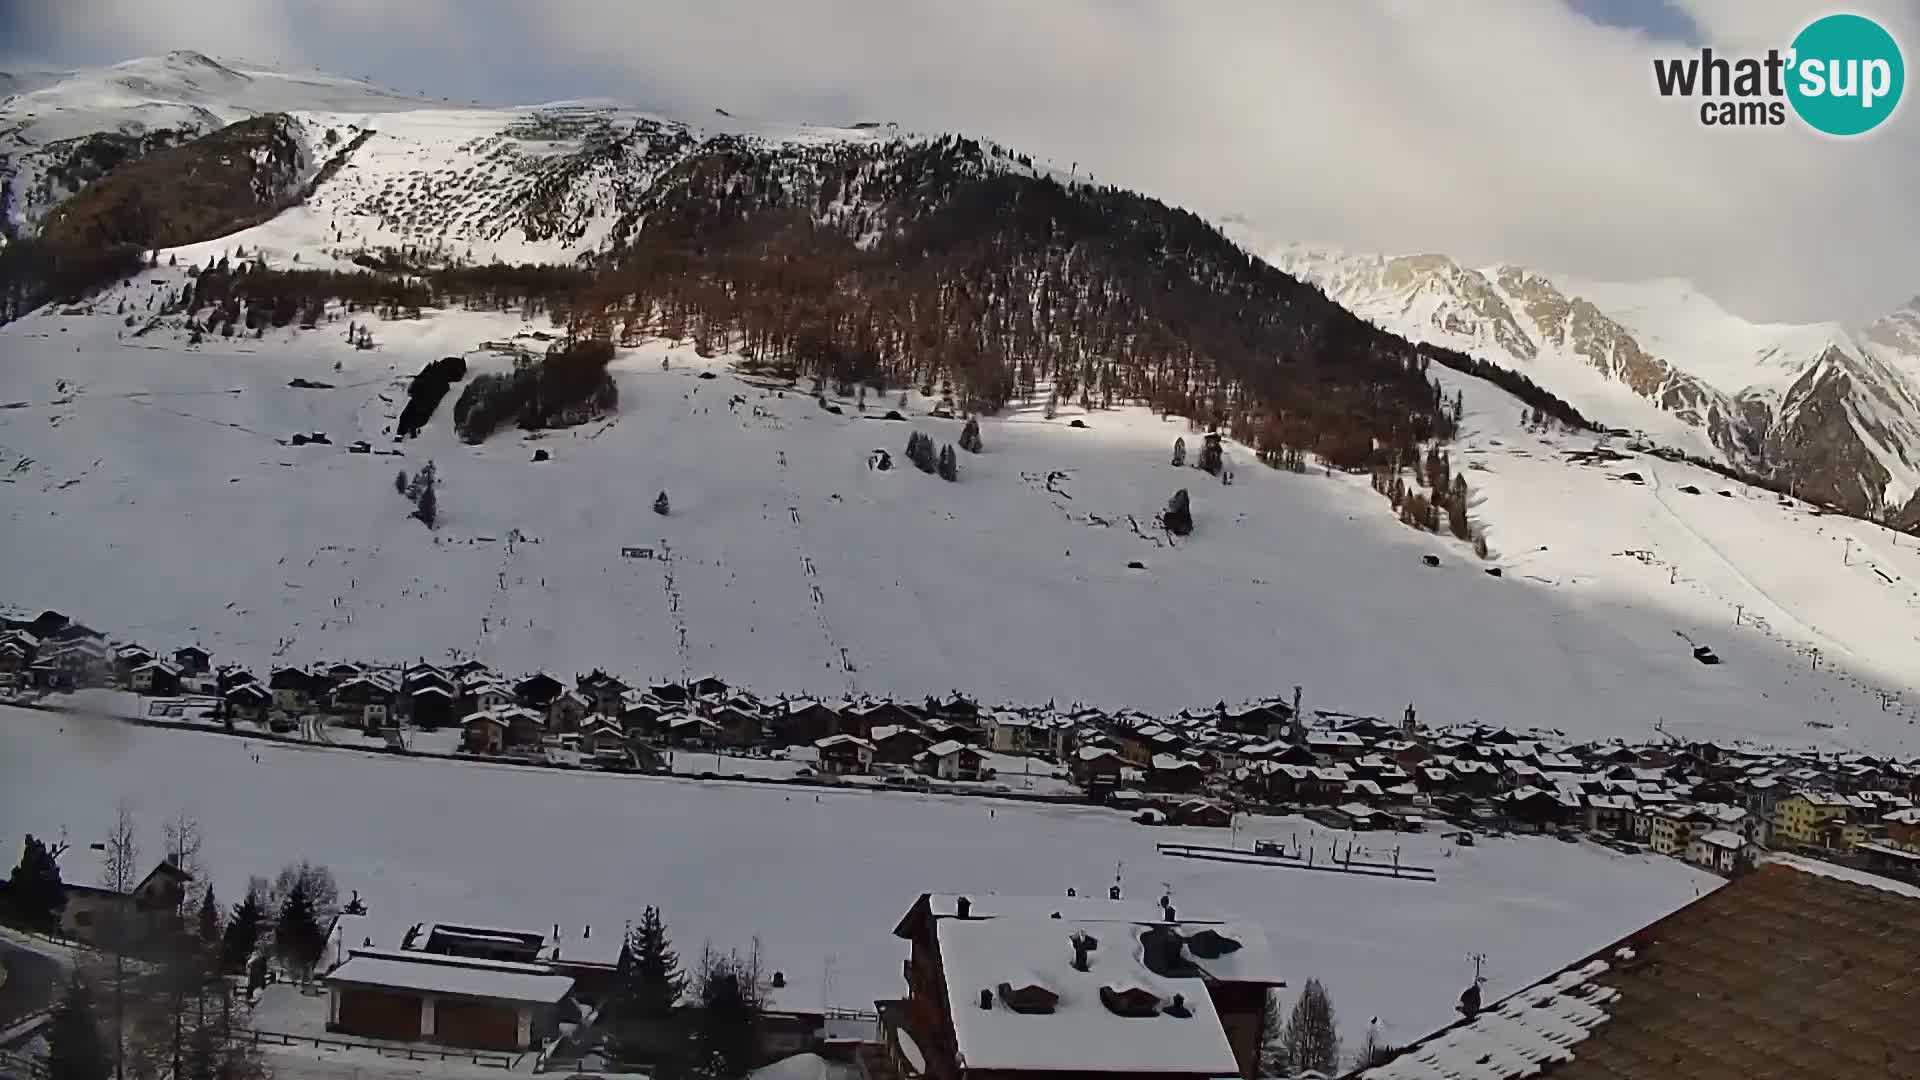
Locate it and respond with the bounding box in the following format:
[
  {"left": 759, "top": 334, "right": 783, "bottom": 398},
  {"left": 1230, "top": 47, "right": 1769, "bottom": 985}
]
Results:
[
  {"left": 3, "top": 272, "right": 1919, "bottom": 752},
  {"left": 0, "top": 707, "right": 1718, "bottom": 1046}
]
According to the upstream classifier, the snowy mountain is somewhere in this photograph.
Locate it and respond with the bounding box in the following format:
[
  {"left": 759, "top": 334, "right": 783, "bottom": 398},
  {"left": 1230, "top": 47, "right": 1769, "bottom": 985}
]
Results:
[
  {"left": 0, "top": 51, "right": 432, "bottom": 242},
  {"left": 2, "top": 54, "right": 1919, "bottom": 757},
  {"left": 1271, "top": 246, "right": 1920, "bottom": 525}
]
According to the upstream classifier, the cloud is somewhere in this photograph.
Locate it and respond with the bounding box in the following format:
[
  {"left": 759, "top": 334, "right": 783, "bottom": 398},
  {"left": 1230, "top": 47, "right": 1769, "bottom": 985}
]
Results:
[{"left": 8, "top": 0, "right": 1914, "bottom": 324}]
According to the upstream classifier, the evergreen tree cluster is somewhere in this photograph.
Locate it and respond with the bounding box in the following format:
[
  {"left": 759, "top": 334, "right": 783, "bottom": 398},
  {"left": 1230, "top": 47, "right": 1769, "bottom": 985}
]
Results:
[
  {"left": 452, "top": 339, "right": 617, "bottom": 444},
  {"left": 905, "top": 431, "right": 937, "bottom": 473},
  {"left": 402, "top": 460, "right": 439, "bottom": 528},
  {"left": 958, "top": 416, "right": 983, "bottom": 454},
  {"left": 1371, "top": 444, "right": 1479, "bottom": 543},
  {"left": 600, "top": 904, "right": 777, "bottom": 1080}
]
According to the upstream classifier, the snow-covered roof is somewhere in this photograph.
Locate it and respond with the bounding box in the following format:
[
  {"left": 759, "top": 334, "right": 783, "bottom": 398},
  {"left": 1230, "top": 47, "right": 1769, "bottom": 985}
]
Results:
[
  {"left": 935, "top": 916, "right": 1243, "bottom": 1075},
  {"left": 1077, "top": 745, "right": 1118, "bottom": 762},
  {"left": 1356, "top": 959, "right": 1617, "bottom": 1080},
  {"left": 325, "top": 948, "right": 575, "bottom": 1004},
  {"left": 814, "top": 734, "right": 874, "bottom": 751},
  {"left": 926, "top": 739, "right": 971, "bottom": 758},
  {"left": 1693, "top": 830, "right": 1745, "bottom": 850},
  {"left": 1151, "top": 752, "right": 1201, "bottom": 772}
]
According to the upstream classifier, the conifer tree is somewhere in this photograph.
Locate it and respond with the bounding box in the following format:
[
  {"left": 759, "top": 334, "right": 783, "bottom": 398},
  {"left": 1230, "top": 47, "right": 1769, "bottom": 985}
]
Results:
[
  {"left": 1163, "top": 488, "right": 1193, "bottom": 537},
  {"left": 959, "top": 416, "right": 982, "bottom": 453},
  {"left": 938, "top": 443, "right": 958, "bottom": 481},
  {"left": 274, "top": 880, "right": 325, "bottom": 980},
  {"left": 6, "top": 833, "right": 66, "bottom": 931},
  {"left": 605, "top": 905, "right": 687, "bottom": 1067},
  {"left": 196, "top": 886, "right": 221, "bottom": 948},
  {"left": 1279, "top": 978, "right": 1340, "bottom": 1077},
  {"left": 222, "top": 891, "right": 261, "bottom": 973},
  {"left": 47, "top": 973, "right": 110, "bottom": 1080}
]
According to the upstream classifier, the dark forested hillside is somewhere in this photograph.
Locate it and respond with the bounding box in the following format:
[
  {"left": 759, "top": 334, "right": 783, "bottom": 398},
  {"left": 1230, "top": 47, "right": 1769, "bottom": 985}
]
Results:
[
  {"left": 38, "top": 114, "right": 307, "bottom": 252},
  {"left": 45, "top": 122, "right": 1593, "bottom": 471}
]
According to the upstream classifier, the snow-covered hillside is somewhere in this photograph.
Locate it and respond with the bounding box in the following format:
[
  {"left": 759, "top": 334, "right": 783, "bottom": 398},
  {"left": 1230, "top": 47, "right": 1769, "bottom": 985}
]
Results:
[
  {"left": 1269, "top": 244, "right": 1920, "bottom": 523},
  {"left": 0, "top": 52, "right": 435, "bottom": 239},
  {"left": 3, "top": 52, "right": 1060, "bottom": 266},
  {"left": 0, "top": 709, "right": 1720, "bottom": 1046},
  {"left": 4, "top": 272, "right": 1919, "bottom": 754}
]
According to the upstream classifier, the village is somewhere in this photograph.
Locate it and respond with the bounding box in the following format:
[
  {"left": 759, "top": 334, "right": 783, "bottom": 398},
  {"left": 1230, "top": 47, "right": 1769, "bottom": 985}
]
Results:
[
  {"left": 7, "top": 604, "right": 1920, "bottom": 889},
  {"left": 8, "top": 601, "right": 1920, "bottom": 1080}
]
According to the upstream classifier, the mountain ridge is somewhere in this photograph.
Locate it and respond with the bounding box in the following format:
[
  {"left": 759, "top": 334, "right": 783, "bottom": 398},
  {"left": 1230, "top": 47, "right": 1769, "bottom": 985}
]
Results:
[{"left": 1269, "top": 243, "right": 1920, "bottom": 526}]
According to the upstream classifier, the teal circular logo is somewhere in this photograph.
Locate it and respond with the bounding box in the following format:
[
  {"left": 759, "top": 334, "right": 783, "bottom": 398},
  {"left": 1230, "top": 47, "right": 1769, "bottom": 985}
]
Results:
[{"left": 1787, "top": 14, "right": 1904, "bottom": 136}]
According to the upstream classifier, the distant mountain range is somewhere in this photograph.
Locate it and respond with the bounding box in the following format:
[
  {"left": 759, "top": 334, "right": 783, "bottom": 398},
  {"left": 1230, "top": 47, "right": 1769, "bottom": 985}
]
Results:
[{"left": 1269, "top": 247, "right": 1920, "bottom": 526}]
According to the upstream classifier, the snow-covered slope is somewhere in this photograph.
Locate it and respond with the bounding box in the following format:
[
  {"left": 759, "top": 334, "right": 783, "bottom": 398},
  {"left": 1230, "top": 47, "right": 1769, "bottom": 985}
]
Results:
[
  {"left": 5, "top": 276, "right": 1919, "bottom": 754},
  {"left": 1270, "top": 245, "right": 1920, "bottom": 522},
  {"left": 0, "top": 52, "right": 435, "bottom": 239}
]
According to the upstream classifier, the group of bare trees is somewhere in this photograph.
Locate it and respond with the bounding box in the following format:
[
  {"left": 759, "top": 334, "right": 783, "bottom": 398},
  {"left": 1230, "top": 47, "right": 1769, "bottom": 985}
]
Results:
[{"left": 9, "top": 805, "right": 350, "bottom": 1080}]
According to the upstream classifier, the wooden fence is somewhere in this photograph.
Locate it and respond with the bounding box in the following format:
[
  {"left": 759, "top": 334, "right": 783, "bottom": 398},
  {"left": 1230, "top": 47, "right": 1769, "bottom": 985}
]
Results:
[{"left": 244, "top": 1029, "right": 520, "bottom": 1069}]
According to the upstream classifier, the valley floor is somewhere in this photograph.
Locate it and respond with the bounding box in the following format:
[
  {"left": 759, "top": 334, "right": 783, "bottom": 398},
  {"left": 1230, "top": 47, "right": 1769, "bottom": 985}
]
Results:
[{"left": 0, "top": 705, "right": 1718, "bottom": 1047}]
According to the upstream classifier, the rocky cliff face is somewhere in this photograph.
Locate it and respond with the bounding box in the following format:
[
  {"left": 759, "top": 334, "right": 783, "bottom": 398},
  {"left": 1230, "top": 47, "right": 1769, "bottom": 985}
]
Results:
[{"left": 1278, "top": 246, "right": 1920, "bottom": 523}]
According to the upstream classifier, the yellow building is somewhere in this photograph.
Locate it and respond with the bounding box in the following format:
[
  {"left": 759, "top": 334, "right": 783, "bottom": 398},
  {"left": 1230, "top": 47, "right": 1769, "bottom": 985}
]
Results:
[
  {"left": 1649, "top": 811, "right": 1695, "bottom": 856},
  {"left": 1773, "top": 791, "right": 1856, "bottom": 845}
]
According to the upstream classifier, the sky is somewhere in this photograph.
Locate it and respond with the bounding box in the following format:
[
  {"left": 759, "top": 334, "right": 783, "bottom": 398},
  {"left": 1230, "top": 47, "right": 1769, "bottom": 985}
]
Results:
[{"left": 3, "top": 0, "right": 1916, "bottom": 325}]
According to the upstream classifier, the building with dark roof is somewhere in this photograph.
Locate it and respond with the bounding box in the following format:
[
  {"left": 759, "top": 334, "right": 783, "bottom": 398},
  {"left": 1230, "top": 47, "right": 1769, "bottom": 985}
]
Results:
[
  {"left": 1351, "top": 857, "right": 1920, "bottom": 1080},
  {"left": 884, "top": 892, "right": 1285, "bottom": 1080}
]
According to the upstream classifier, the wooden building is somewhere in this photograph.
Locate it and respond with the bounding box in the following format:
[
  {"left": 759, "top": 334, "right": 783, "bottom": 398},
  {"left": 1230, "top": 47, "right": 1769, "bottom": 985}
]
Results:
[
  {"left": 884, "top": 892, "right": 1284, "bottom": 1080},
  {"left": 325, "top": 948, "right": 573, "bottom": 1051}
]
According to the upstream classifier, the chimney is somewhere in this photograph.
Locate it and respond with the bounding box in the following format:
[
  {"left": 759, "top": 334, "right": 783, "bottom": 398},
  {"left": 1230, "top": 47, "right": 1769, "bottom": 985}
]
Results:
[
  {"left": 1109, "top": 884, "right": 1121, "bottom": 901},
  {"left": 772, "top": 971, "right": 786, "bottom": 989},
  {"left": 979, "top": 988, "right": 994, "bottom": 1010},
  {"left": 1070, "top": 932, "right": 1095, "bottom": 972},
  {"left": 1066, "top": 887, "right": 1077, "bottom": 897},
  {"left": 1166, "top": 992, "right": 1191, "bottom": 1018},
  {"left": 584, "top": 924, "right": 591, "bottom": 940},
  {"left": 1165, "top": 906, "right": 1176, "bottom": 922},
  {"left": 956, "top": 896, "right": 972, "bottom": 919}
]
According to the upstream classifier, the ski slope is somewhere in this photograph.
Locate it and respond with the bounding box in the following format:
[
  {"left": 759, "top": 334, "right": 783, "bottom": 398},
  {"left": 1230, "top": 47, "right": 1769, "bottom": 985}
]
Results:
[
  {"left": 0, "top": 709, "right": 1719, "bottom": 1047},
  {"left": 3, "top": 274, "right": 1919, "bottom": 753}
]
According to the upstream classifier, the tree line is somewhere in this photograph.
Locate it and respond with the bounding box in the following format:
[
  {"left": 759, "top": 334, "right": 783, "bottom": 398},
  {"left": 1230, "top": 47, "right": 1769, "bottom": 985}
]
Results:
[
  {"left": 598, "top": 904, "right": 773, "bottom": 1080},
  {"left": 3, "top": 809, "right": 352, "bottom": 1080}
]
